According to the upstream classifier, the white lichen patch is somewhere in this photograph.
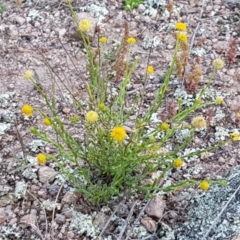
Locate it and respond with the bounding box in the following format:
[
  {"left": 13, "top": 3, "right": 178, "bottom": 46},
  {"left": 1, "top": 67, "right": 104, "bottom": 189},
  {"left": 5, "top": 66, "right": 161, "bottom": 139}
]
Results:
[
  {"left": 0, "top": 224, "right": 21, "bottom": 238},
  {"left": 0, "top": 123, "right": 11, "bottom": 134},
  {"left": 70, "top": 210, "right": 100, "bottom": 239},
  {"left": 0, "top": 185, "right": 13, "bottom": 196},
  {"left": 174, "top": 87, "right": 195, "bottom": 107},
  {"left": 214, "top": 126, "right": 230, "bottom": 142},
  {"left": 210, "top": 108, "right": 226, "bottom": 126},
  {"left": 80, "top": 4, "right": 109, "bottom": 23},
  {"left": 127, "top": 225, "right": 148, "bottom": 239},
  {"left": 141, "top": 36, "right": 161, "bottom": 50},
  {"left": 175, "top": 128, "right": 191, "bottom": 143},
  {"left": 183, "top": 148, "right": 201, "bottom": 162},
  {"left": 1, "top": 109, "right": 17, "bottom": 123},
  {"left": 191, "top": 47, "right": 206, "bottom": 57},
  {"left": 143, "top": 0, "right": 166, "bottom": 17},
  {"left": 0, "top": 92, "right": 16, "bottom": 108},
  {"left": 28, "top": 139, "right": 46, "bottom": 152},
  {"left": 42, "top": 199, "right": 61, "bottom": 211},
  {"left": 22, "top": 167, "right": 38, "bottom": 180},
  {"left": 14, "top": 181, "right": 27, "bottom": 199}
]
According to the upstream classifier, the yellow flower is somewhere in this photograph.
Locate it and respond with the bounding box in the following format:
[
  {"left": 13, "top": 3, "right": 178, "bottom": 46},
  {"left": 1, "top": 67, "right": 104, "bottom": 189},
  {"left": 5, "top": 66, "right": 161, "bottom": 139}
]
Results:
[
  {"left": 21, "top": 104, "right": 33, "bottom": 116},
  {"left": 99, "top": 37, "right": 107, "bottom": 44},
  {"left": 37, "top": 153, "right": 47, "bottom": 165},
  {"left": 175, "top": 22, "right": 187, "bottom": 31},
  {"left": 191, "top": 116, "right": 207, "bottom": 129},
  {"left": 195, "top": 98, "right": 202, "bottom": 104},
  {"left": 173, "top": 158, "right": 183, "bottom": 168},
  {"left": 177, "top": 33, "right": 188, "bottom": 43},
  {"left": 111, "top": 126, "right": 127, "bottom": 142},
  {"left": 200, "top": 181, "right": 209, "bottom": 191},
  {"left": 127, "top": 37, "right": 136, "bottom": 45},
  {"left": 231, "top": 132, "right": 239, "bottom": 141},
  {"left": 216, "top": 97, "right": 223, "bottom": 105},
  {"left": 98, "top": 103, "right": 105, "bottom": 111},
  {"left": 147, "top": 66, "right": 154, "bottom": 74},
  {"left": 23, "top": 70, "right": 34, "bottom": 80},
  {"left": 213, "top": 59, "right": 224, "bottom": 70},
  {"left": 161, "top": 122, "right": 169, "bottom": 131},
  {"left": 43, "top": 118, "right": 51, "bottom": 126},
  {"left": 85, "top": 111, "right": 99, "bottom": 122},
  {"left": 78, "top": 20, "right": 92, "bottom": 32}
]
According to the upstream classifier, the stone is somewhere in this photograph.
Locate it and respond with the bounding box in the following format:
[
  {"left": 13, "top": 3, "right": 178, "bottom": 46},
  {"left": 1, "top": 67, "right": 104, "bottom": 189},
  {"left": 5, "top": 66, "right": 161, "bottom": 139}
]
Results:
[
  {"left": 20, "top": 214, "right": 37, "bottom": 229},
  {"left": 67, "top": 231, "right": 75, "bottom": 239},
  {"left": 15, "top": 16, "right": 25, "bottom": 25},
  {"left": 0, "top": 196, "right": 13, "bottom": 207},
  {"left": 8, "top": 217, "right": 18, "bottom": 225},
  {"left": 62, "top": 107, "right": 71, "bottom": 114},
  {"left": 61, "top": 205, "right": 73, "bottom": 218},
  {"left": 141, "top": 217, "right": 157, "bottom": 232},
  {"left": 38, "top": 166, "right": 58, "bottom": 184},
  {"left": 55, "top": 214, "right": 66, "bottom": 224},
  {"left": 62, "top": 193, "right": 77, "bottom": 205},
  {"left": 145, "top": 195, "right": 166, "bottom": 219},
  {"left": 93, "top": 212, "right": 109, "bottom": 229}
]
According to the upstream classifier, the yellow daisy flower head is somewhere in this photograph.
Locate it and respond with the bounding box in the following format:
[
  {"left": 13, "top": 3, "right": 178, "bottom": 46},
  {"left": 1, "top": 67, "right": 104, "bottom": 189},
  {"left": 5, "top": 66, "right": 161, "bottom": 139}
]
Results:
[
  {"left": 175, "top": 22, "right": 187, "bottom": 31},
  {"left": 216, "top": 97, "right": 223, "bottom": 105},
  {"left": 43, "top": 118, "right": 51, "bottom": 126},
  {"left": 161, "top": 122, "right": 169, "bottom": 131},
  {"left": 191, "top": 116, "right": 207, "bottom": 129},
  {"left": 98, "top": 103, "right": 105, "bottom": 111},
  {"left": 177, "top": 33, "right": 188, "bottom": 43},
  {"left": 127, "top": 37, "right": 136, "bottom": 45},
  {"left": 110, "top": 126, "right": 127, "bottom": 142},
  {"left": 200, "top": 180, "right": 209, "bottom": 191},
  {"left": 195, "top": 98, "right": 202, "bottom": 104},
  {"left": 147, "top": 65, "right": 154, "bottom": 74},
  {"left": 37, "top": 153, "right": 47, "bottom": 165},
  {"left": 213, "top": 59, "right": 224, "bottom": 70},
  {"left": 23, "top": 70, "right": 34, "bottom": 80},
  {"left": 85, "top": 111, "right": 99, "bottom": 122},
  {"left": 231, "top": 131, "right": 239, "bottom": 141},
  {"left": 173, "top": 158, "right": 183, "bottom": 168},
  {"left": 99, "top": 37, "right": 107, "bottom": 44},
  {"left": 22, "top": 104, "right": 33, "bottom": 116},
  {"left": 78, "top": 19, "right": 92, "bottom": 32}
]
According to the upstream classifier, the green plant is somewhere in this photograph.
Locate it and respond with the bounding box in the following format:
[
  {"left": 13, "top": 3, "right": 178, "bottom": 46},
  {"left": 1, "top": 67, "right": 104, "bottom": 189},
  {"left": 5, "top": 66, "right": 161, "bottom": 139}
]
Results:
[
  {"left": 0, "top": 3, "right": 6, "bottom": 14},
  {"left": 21, "top": 15, "right": 232, "bottom": 204},
  {"left": 124, "top": 0, "right": 143, "bottom": 11}
]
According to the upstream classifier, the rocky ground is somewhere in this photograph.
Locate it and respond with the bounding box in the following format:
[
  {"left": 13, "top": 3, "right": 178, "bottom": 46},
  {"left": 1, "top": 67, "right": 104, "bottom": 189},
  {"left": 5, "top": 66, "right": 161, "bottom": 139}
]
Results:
[{"left": 0, "top": 0, "right": 240, "bottom": 239}]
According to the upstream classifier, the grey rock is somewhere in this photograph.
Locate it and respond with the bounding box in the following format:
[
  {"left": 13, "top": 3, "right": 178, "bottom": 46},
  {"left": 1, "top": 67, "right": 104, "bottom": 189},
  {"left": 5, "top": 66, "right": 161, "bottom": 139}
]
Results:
[
  {"left": 15, "top": 16, "right": 25, "bottom": 25},
  {"left": 67, "top": 231, "right": 75, "bottom": 239},
  {"left": 93, "top": 212, "right": 109, "bottom": 230},
  {"left": 0, "top": 196, "right": 13, "bottom": 207},
  {"left": 145, "top": 195, "right": 166, "bottom": 219},
  {"left": 48, "top": 184, "right": 61, "bottom": 197},
  {"left": 55, "top": 214, "right": 66, "bottom": 224},
  {"left": 8, "top": 217, "right": 18, "bottom": 225},
  {"left": 62, "top": 192, "right": 77, "bottom": 205},
  {"left": 61, "top": 205, "right": 73, "bottom": 218},
  {"left": 141, "top": 217, "right": 157, "bottom": 233},
  {"left": 38, "top": 166, "right": 58, "bottom": 183},
  {"left": 20, "top": 214, "right": 37, "bottom": 229}
]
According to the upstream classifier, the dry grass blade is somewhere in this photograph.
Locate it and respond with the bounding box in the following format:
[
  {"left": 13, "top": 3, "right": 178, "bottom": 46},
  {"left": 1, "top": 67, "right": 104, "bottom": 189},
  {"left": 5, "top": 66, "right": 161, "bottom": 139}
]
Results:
[{"left": 26, "top": 190, "right": 49, "bottom": 236}]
